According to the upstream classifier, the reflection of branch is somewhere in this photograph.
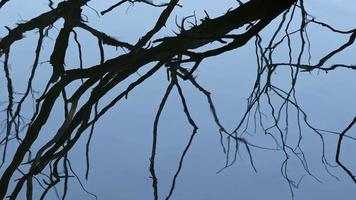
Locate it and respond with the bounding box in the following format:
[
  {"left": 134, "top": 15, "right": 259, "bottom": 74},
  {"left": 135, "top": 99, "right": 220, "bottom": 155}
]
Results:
[
  {"left": 150, "top": 80, "right": 174, "bottom": 200},
  {"left": 0, "top": 0, "right": 90, "bottom": 55},
  {"left": 0, "top": 0, "right": 10, "bottom": 9},
  {"left": 101, "top": 0, "right": 180, "bottom": 16},
  {"left": 271, "top": 32, "right": 356, "bottom": 72},
  {"left": 336, "top": 117, "right": 356, "bottom": 183},
  {"left": 165, "top": 70, "right": 198, "bottom": 200},
  {"left": 6, "top": 0, "right": 350, "bottom": 199},
  {"left": 101, "top": 0, "right": 127, "bottom": 15},
  {"left": 49, "top": 2, "right": 82, "bottom": 82},
  {"left": 1, "top": 48, "right": 13, "bottom": 168},
  {"left": 135, "top": 0, "right": 180, "bottom": 48},
  {"left": 77, "top": 22, "right": 134, "bottom": 50},
  {"left": 9, "top": 29, "right": 44, "bottom": 138}
]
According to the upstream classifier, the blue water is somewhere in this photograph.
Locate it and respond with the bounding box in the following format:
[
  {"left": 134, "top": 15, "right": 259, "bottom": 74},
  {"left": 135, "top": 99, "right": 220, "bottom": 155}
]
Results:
[{"left": 0, "top": 0, "right": 355, "bottom": 199}]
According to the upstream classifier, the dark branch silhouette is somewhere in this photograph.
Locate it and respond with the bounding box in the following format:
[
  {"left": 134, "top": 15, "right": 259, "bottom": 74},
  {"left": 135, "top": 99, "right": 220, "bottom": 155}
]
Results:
[{"left": 0, "top": 0, "right": 355, "bottom": 199}]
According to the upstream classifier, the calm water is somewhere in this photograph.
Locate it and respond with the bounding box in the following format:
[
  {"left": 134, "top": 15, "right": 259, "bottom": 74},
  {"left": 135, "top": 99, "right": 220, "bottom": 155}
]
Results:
[{"left": 0, "top": 0, "right": 355, "bottom": 199}]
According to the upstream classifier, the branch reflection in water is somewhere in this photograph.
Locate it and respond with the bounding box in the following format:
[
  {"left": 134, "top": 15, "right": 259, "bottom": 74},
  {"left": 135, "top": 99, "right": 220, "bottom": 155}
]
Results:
[{"left": 0, "top": 0, "right": 355, "bottom": 199}]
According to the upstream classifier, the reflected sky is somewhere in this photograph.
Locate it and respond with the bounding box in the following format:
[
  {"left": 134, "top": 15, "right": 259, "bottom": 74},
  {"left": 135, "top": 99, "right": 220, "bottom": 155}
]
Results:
[{"left": 0, "top": 0, "right": 355, "bottom": 200}]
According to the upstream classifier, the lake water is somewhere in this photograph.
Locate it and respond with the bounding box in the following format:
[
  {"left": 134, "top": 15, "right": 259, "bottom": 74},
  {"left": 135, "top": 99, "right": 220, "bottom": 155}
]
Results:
[{"left": 0, "top": 0, "right": 355, "bottom": 199}]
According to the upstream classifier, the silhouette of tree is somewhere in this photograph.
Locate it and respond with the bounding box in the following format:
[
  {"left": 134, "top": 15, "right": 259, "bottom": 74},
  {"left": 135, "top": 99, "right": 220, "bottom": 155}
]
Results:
[{"left": 0, "top": 0, "right": 355, "bottom": 199}]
